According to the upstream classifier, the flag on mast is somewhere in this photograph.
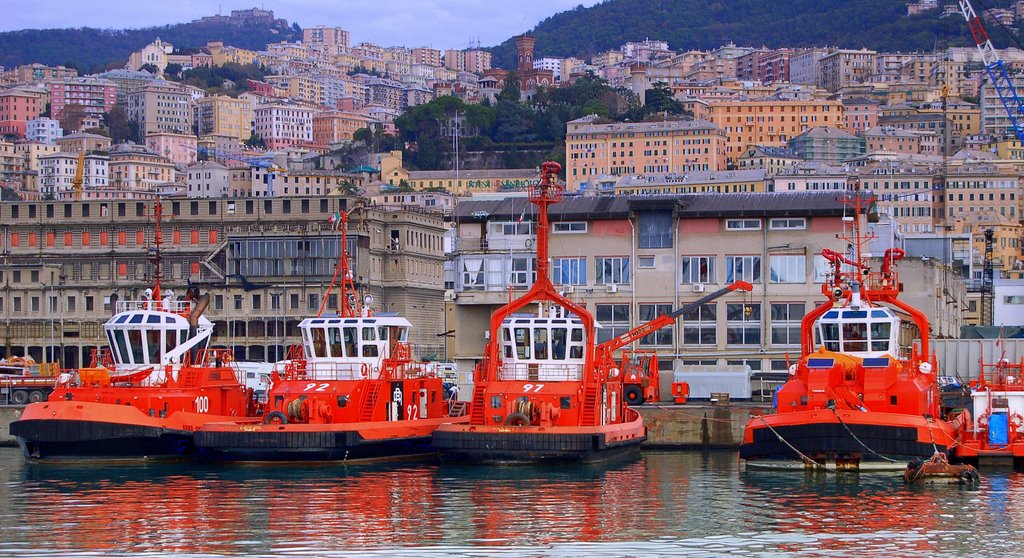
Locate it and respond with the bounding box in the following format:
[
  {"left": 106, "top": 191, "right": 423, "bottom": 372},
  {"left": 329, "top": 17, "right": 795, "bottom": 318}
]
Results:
[{"left": 328, "top": 211, "right": 341, "bottom": 230}]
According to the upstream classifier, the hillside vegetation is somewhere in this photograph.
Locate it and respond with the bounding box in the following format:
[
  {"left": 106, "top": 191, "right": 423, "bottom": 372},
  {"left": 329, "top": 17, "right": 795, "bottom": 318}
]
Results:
[
  {"left": 490, "top": 0, "right": 1021, "bottom": 68},
  {"left": 0, "top": 19, "right": 300, "bottom": 74}
]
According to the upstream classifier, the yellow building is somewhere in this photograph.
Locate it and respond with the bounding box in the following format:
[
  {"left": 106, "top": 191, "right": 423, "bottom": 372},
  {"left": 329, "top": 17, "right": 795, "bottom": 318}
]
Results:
[
  {"left": 378, "top": 151, "right": 536, "bottom": 195},
  {"left": 706, "top": 98, "right": 846, "bottom": 164},
  {"left": 108, "top": 146, "right": 177, "bottom": 192},
  {"left": 195, "top": 95, "right": 255, "bottom": 143},
  {"left": 265, "top": 75, "right": 325, "bottom": 106},
  {"left": 565, "top": 115, "right": 728, "bottom": 192},
  {"left": 206, "top": 41, "right": 260, "bottom": 67}
]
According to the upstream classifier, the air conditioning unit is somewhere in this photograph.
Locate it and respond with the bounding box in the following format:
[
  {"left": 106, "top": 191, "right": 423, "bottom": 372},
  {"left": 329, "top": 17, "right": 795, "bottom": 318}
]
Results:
[
  {"left": 443, "top": 290, "right": 457, "bottom": 301},
  {"left": 606, "top": 284, "right": 618, "bottom": 294},
  {"left": 692, "top": 284, "right": 706, "bottom": 293}
]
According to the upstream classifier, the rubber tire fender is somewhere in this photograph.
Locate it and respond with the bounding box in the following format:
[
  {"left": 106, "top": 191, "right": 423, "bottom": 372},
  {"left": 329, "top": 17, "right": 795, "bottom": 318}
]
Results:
[
  {"left": 504, "top": 411, "right": 530, "bottom": 427},
  {"left": 263, "top": 410, "right": 288, "bottom": 425},
  {"left": 624, "top": 384, "right": 645, "bottom": 406}
]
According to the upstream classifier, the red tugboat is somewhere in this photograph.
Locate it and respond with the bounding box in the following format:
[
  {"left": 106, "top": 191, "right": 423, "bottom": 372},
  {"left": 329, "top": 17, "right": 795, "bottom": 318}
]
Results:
[
  {"left": 433, "top": 162, "right": 752, "bottom": 463},
  {"left": 193, "top": 210, "right": 470, "bottom": 461},
  {"left": 954, "top": 355, "right": 1024, "bottom": 468},
  {"left": 11, "top": 201, "right": 256, "bottom": 460},
  {"left": 740, "top": 192, "right": 964, "bottom": 471}
]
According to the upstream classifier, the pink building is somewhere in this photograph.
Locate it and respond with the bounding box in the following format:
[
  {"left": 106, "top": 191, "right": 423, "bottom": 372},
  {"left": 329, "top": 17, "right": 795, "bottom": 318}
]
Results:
[
  {"left": 146, "top": 131, "right": 198, "bottom": 168},
  {"left": 843, "top": 97, "right": 880, "bottom": 134},
  {"left": 48, "top": 77, "right": 117, "bottom": 121},
  {"left": 758, "top": 49, "right": 793, "bottom": 84},
  {"left": 0, "top": 90, "right": 42, "bottom": 137}
]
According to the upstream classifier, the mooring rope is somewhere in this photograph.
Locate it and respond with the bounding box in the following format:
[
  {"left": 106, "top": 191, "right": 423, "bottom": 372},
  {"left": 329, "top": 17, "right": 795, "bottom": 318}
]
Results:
[
  {"left": 830, "top": 408, "right": 900, "bottom": 463},
  {"left": 755, "top": 415, "right": 827, "bottom": 471}
]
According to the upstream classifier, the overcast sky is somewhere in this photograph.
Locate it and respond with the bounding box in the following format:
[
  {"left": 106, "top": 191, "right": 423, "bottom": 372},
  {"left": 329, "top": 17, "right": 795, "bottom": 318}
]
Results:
[{"left": 5, "top": 1, "right": 601, "bottom": 50}]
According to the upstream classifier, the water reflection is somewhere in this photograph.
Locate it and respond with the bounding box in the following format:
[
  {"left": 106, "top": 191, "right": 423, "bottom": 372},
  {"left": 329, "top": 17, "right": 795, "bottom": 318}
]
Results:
[{"left": 1, "top": 448, "right": 1022, "bottom": 556}]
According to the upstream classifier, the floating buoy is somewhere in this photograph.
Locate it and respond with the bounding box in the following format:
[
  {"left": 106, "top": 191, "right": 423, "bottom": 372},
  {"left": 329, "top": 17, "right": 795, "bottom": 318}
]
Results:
[{"left": 905, "top": 452, "right": 980, "bottom": 485}]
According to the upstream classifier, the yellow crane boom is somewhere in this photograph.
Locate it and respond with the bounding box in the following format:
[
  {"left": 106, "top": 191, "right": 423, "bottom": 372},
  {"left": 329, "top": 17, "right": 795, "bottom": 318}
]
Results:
[{"left": 72, "top": 151, "right": 85, "bottom": 201}]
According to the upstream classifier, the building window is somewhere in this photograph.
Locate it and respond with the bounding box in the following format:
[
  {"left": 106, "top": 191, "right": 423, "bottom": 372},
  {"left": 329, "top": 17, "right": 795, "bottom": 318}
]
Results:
[
  {"left": 726, "top": 255, "right": 761, "bottom": 283},
  {"left": 215, "top": 295, "right": 224, "bottom": 310},
  {"left": 552, "top": 222, "right": 587, "bottom": 233},
  {"left": 726, "top": 302, "right": 761, "bottom": 345},
  {"left": 769, "top": 217, "right": 806, "bottom": 230},
  {"left": 252, "top": 294, "right": 261, "bottom": 310},
  {"left": 552, "top": 257, "right": 586, "bottom": 285},
  {"left": 233, "top": 295, "right": 243, "bottom": 311},
  {"left": 682, "top": 303, "right": 717, "bottom": 345},
  {"left": 85, "top": 296, "right": 94, "bottom": 312},
  {"left": 290, "top": 293, "right": 300, "bottom": 310},
  {"left": 769, "top": 255, "right": 806, "bottom": 283},
  {"left": 726, "top": 218, "right": 761, "bottom": 230},
  {"left": 509, "top": 257, "right": 534, "bottom": 287},
  {"left": 596, "top": 303, "right": 630, "bottom": 344},
  {"left": 637, "top": 210, "right": 673, "bottom": 249},
  {"left": 638, "top": 255, "right": 656, "bottom": 269},
  {"left": 681, "top": 256, "right": 716, "bottom": 283},
  {"left": 639, "top": 303, "right": 673, "bottom": 346},
  {"left": 461, "top": 258, "right": 484, "bottom": 289},
  {"left": 596, "top": 257, "right": 630, "bottom": 285},
  {"left": 771, "top": 303, "right": 804, "bottom": 346}
]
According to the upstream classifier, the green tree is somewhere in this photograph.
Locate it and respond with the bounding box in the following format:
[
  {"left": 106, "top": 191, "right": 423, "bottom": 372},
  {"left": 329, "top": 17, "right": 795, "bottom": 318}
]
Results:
[
  {"left": 245, "top": 132, "right": 267, "bottom": 149},
  {"left": 140, "top": 63, "right": 159, "bottom": 74},
  {"left": 164, "top": 63, "right": 183, "bottom": 79},
  {"left": 642, "top": 82, "right": 687, "bottom": 117},
  {"left": 103, "top": 106, "right": 133, "bottom": 144},
  {"left": 58, "top": 103, "right": 87, "bottom": 133}
]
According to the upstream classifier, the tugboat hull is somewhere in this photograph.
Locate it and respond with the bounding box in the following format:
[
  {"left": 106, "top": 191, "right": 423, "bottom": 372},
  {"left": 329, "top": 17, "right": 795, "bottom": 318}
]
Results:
[
  {"left": 433, "top": 417, "right": 646, "bottom": 464},
  {"left": 741, "top": 410, "right": 957, "bottom": 471},
  {"left": 13, "top": 420, "right": 193, "bottom": 460},
  {"left": 9, "top": 401, "right": 232, "bottom": 460},
  {"left": 194, "top": 416, "right": 468, "bottom": 462}
]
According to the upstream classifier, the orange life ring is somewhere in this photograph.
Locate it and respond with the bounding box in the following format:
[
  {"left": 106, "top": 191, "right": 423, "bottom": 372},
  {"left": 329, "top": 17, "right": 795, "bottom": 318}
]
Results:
[
  {"left": 1010, "top": 413, "right": 1024, "bottom": 430},
  {"left": 979, "top": 414, "right": 989, "bottom": 428}
]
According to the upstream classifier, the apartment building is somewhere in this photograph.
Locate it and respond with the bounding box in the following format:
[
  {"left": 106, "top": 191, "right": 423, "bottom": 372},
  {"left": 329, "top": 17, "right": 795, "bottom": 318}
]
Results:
[
  {"left": 46, "top": 77, "right": 117, "bottom": 121},
  {"left": 706, "top": 98, "right": 846, "bottom": 163},
  {"left": 25, "top": 117, "right": 62, "bottom": 144},
  {"left": 303, "top": 26, "right": 350, "bottom": 49},
  {"left": 126, "top": 81, "right": 191, "bottom": 136},
  {"left": 253, "top": 103, "right": 314, "bottom": 150},
  {"left": 0, "top": 197, "right": 446, "bottom": 366},
  {"left": 0, "top": 89, "right": 42, "bottom": 137},
  {"left": 312, "top": 110, "right": 371, "bottom": 147},
  {"left": 819, "top": 49, "right": 877, "bottom": 92},
  {"left": 787, "top": 126, "right": 865, "bottom": 163},
  {"left": 565, "top": 115, "right": 728, "bottom": 192},
  {"left": 194, "top": 95, "right": 254, "bottom": 143},
  {"left": 37, "top": 152, "right": 108, "bottom": 199}
]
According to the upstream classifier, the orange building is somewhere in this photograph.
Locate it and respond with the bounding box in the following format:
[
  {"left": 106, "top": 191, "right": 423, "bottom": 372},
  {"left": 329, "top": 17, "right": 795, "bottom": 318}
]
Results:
[
  {"left": 706, "top": 98, "right": 846, "bottom": 164},
  {"left": 565, "top": 115, "right": 727, "bottom": 192},
  {"left": 312, "top": 110, "right": 371, "bottom": 147}
]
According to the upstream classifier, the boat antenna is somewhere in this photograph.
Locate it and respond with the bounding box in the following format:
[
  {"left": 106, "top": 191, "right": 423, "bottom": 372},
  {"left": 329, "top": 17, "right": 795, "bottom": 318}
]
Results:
[
  {"left": 149, "top": 199, "right": 164, "bottom": 309},
  {"left": 318, "top": 209, "right": 361, "bottom": 318}
]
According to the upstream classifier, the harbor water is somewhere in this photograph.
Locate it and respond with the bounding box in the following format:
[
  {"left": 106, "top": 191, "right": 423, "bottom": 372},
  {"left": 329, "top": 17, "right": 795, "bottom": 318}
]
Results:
[{"left": 0, "top": 447, "right": 1021, "bottom": 556}]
